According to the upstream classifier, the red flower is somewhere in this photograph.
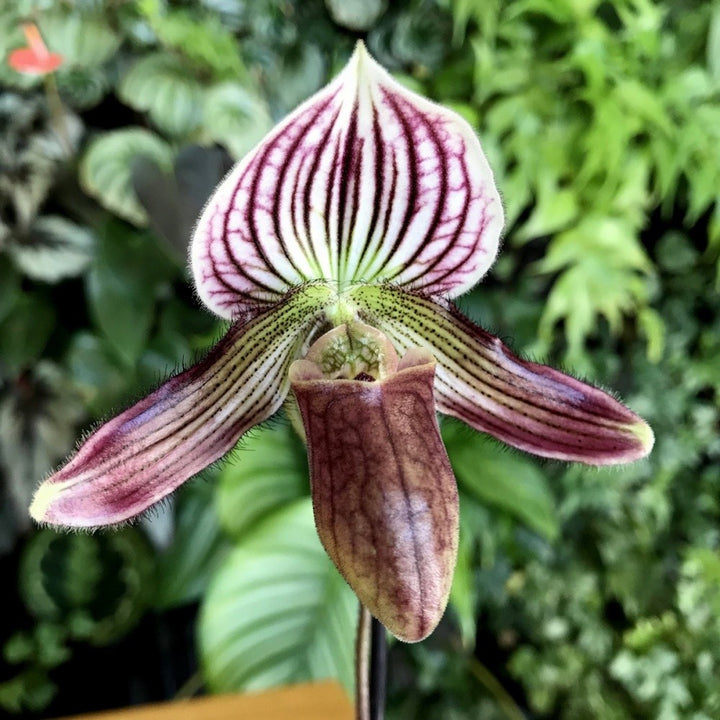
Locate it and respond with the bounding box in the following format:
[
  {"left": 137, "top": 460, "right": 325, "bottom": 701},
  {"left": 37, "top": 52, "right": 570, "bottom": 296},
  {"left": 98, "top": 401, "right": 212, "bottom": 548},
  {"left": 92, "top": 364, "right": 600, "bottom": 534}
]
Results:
[{"left": 8, "top": 23, "right": 63, "bottom": 75}]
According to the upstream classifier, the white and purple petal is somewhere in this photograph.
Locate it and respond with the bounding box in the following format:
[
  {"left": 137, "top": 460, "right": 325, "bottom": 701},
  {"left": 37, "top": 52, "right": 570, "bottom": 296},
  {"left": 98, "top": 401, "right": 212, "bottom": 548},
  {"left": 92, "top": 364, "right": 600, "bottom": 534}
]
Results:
[
  {"left": 350, "top": 285, "right": 654, "bottom": 465},
  {"left": 30, "top": 285, "right": 334, "bottom": 527},
  {"left": 191, "top": 42, "right": 503, "bottom": 319}
]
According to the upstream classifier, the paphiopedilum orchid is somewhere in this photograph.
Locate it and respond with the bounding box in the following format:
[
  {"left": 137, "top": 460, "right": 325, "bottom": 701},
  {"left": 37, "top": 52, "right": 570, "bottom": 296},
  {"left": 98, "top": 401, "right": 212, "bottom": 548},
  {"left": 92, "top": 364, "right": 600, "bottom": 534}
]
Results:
[{"left": 31, "top": 44, "right": 653, "bottom": 643}]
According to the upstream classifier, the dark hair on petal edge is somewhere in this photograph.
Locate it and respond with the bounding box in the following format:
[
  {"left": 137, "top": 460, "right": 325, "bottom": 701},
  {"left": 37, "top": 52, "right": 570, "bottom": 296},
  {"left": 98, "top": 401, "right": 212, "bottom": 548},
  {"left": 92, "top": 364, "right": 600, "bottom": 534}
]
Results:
[
  {"left": 216, "top": 408, "right": 305, "bottom": 471},
  {"left": 136, "top": 494, "right": 175, "bottom": 528}
]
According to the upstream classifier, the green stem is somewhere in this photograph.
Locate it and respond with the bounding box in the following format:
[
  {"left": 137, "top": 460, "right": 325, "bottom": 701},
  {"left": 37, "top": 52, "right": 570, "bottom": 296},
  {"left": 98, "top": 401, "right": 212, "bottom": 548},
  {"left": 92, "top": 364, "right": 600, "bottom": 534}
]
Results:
[
  {"left": 43, "top": 72, "right": 72, "bottom": 156},
  {"left": 467, "top": 655, "right": 525, "bottom": 720},
  {"left": 174, "top": 670, "right": 204, "bottom": 700}
]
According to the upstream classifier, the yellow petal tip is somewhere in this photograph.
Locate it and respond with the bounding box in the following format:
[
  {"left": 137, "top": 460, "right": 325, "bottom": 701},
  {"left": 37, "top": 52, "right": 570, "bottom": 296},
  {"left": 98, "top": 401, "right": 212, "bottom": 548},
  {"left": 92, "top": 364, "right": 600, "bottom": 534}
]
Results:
[
  {"left": 29, "top": 481, "right": 56, "bottom": 524},
  {"left": 631, "top": 418, "right": 655, "bottom": 457}
]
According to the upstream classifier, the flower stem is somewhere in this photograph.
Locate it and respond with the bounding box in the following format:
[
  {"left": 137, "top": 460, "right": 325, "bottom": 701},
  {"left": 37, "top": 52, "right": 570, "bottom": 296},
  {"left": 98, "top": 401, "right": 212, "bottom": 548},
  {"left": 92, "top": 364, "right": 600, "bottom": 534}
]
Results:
[
  {"left": 355, "top": 605, "right": 387, "bottom": 720},
  {"left": 43, "top": 71, "right": 72, "bottom": 156},
  {"left": 369, "top": 614, "right": 387, "bottom": 720},
  {"left": 467, "top": 656, "right": 525, "bottom": 720},
  {"left": 173, "top": 670, "right": 204, "bottom": 700},
  {"left": 355, "top": 605, "right": 371, "bottom": 720}
]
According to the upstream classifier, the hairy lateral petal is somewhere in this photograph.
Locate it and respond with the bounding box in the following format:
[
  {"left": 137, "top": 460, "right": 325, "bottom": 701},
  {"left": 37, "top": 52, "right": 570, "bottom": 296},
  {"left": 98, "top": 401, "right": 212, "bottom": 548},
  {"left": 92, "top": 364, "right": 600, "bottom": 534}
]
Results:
[
  {"left": 290, "top": 351, "right": 458, "bottom": 642},
  {"left": 191, "top": 42, "right": 503, "bottom": 319},
  {"left": 30, "top": 285, "right": 333, "bottom": 527},
  {"left": 350, "top": 286, "right": 654, "bottom": 465}
]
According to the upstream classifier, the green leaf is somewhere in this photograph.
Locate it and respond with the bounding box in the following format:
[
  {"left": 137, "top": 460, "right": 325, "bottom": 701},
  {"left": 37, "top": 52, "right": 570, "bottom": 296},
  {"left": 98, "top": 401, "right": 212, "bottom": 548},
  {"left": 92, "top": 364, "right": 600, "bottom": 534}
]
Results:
[
  {"left": 154, "top": 480, "right": 231, "bottom": 609},
  {"left": 707, "top": 4, "right": 720, "bottom": 83},
  {"left": 535, "top": 215, "right": 653, "bottom": 361},
  {"left": 202, "top": 83, "right": 273, "bottom": 159},
  {"left": 325, "top": 0, "right": 386, "bottom": 31},
  {"left": 539, "top": 216, "right": 651, "bottom": 277},
  {"left": 614, "top": 79, "right": 673, "bottom": 136},
  {"left": 137, "top": 0, "right": 246, "bottom": 80},
  {"left": 385, "top": 7, "right": 452, "bottom": 70},
  {"left": 0, "top": 669, "right": 57, "bottom": 714},
  {"left": 3, "top": 632, "right": 35, "bottom": 665},
  {"left": 66, "top": 332, "right": 134, "bottom": 416},
  {"left": 39, "top": 10, "right": 121, "bottom": 67},
  {"left": 31, "top": 624, "right": 71, "bottom": 668},
  {"left": 271, "top": 44, "right": 326, "bottom": 115},
  {"left": 444, "top": 425, "right": 559, "bottom": 541},
  {"left": 86, "top": 269, "right": 152, "bottom": 366},
  {"left": 0, "top": 263, "right": 20, "bottom": 323},
  {"left": 19, "top": 528, "right": 154, "bottom": 646},
  {"left": 118, "top": 53, "right": 204, "bottom": 137},
  {"left": 637, "top": 307, "right": 665, "bottom": 364},
  {"left": 80, "top": 128, "right": 173, "bottom": 226},
  {"left": 517, "top": 184, "right": 579, "bottom": 241},
  {"left": 0, "top": 293, "right": 55, "bottom": 374},
  {"left": 57, "top": 67, "right": 110, "bottom": 110},
  {"left": 85, "top": 225, "right": 173, "bottom": 365},
  {"left": 9, "top": 216, "right": 94, "bottom": 283},
  {"left": 199, "top": 499, "right": 357, "bottom": 695},
  {"left": 449, "top": 501, "right": 482, "bottom": 648},
  {"left": 217, "top": 422, "right": 309, "bottom": 540}
]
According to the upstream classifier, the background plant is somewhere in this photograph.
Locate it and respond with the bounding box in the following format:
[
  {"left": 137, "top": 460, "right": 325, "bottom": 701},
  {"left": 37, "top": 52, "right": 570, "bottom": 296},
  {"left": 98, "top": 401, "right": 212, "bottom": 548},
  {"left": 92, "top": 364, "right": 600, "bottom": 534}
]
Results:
[{"left": 0, "top": 0, "right": 718, "bottom": 718}]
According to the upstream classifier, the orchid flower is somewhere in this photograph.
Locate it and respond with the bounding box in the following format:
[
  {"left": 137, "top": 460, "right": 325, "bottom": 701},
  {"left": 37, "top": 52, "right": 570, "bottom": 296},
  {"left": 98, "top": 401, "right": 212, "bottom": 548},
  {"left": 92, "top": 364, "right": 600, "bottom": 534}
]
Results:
[{"left": 30, "top": 44, "right": 653, "bottom": 643}]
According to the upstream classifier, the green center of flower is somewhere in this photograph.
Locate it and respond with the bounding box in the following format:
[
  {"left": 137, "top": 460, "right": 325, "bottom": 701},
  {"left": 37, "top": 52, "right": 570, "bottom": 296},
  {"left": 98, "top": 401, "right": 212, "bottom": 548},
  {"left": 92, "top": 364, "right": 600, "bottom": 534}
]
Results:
[{"left": 295, "top": 320, "right": 399, "bottom": 382}]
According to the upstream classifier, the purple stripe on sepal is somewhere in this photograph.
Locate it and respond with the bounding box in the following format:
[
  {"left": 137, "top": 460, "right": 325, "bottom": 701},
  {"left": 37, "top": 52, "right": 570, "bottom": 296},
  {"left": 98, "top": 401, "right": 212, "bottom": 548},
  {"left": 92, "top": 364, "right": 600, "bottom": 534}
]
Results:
[
  {"left": 30, "top": 286, "right": 333, "bottom": 527},
  {"left": 349, "top": 285, "right": 654, "bottom": 466},
  {"left": 191, "top": 42, "right": 503, "bottom": 320}
]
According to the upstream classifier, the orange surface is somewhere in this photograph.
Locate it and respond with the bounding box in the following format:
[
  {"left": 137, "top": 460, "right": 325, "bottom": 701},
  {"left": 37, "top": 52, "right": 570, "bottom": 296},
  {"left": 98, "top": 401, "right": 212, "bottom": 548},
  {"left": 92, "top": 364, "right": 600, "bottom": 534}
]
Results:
[{"left": 56, "top": 682, "right": 353, "bottom": 720}]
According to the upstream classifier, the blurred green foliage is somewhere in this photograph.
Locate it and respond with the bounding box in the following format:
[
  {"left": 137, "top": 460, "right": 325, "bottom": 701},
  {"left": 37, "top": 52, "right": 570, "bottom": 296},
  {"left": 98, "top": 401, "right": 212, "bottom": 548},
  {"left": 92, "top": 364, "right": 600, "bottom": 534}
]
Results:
[{"left": 1, "top": 0, "right": 719, "bottom": 718}]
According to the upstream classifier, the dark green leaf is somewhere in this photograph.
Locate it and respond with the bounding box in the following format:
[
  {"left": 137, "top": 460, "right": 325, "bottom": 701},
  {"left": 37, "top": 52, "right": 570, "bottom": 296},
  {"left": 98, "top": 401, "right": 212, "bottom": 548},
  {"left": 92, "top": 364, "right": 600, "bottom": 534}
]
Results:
[
  {"left": 19, "top": 528, "right": 155, "bottom": 645},
  {"left": 0, "top": 293, "right": 55, "bottom": 374},
  {"left": 86, "top": 260, "right": 154, "bottom": 367},
  {"left": 65, "top": 332, "right": 134, "bottom": 416},
  {"left": 85, "top": 223, "right": 177, "bottom": 365},
  {"left": 0, "top": 262, "right": 20, "bottom": 323},
  {"left": 444, "top": 424, "right": 559, "bottom": 541}
]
